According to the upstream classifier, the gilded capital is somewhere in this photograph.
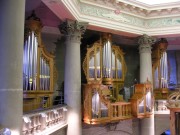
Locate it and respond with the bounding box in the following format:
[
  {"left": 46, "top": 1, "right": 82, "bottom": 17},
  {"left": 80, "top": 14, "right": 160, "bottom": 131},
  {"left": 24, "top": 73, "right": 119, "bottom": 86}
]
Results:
[
  {"left": 138, "top": 34, "right": 156, "bottom": 53},
  {"left": 59, "top": 20, "right": 88, "bottom": 42}
]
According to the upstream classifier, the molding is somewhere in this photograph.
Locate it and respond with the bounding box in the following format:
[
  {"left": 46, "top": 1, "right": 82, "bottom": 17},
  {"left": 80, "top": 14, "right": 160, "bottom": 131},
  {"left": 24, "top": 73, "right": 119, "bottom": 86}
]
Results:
[
  {"left": 146, "top": 26, "right": 180, "bottom": 36},
  {"left": 43, "top": 0, "right": 180, "bottom": 36},
  {"left": 118, "top": 0, "right": 180, "bottom": 10},
  {"left": 80, "top": 0, "right": 180, "bottom": 18}
]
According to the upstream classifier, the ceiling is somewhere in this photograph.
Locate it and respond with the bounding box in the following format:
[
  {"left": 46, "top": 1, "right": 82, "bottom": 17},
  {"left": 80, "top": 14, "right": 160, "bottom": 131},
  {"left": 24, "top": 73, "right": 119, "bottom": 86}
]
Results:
[{"left": 25, "top": 0, "right": 180, "bottom": 50}]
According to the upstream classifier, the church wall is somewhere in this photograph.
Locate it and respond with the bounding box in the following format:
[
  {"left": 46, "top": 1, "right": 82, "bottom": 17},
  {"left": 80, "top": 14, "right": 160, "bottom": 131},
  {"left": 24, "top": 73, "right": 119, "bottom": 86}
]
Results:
[
  {"left": 175, "top": 50, "right": 180, "bottom": 86},
  {"left": 121, "top": 46, "right": 140, "bottom": 100},
  {"left": 167, "top": 50, "right": 180, "bottom": 89},
  {"left": 121, "top": 45, "right": 140, "bottom": 135}
]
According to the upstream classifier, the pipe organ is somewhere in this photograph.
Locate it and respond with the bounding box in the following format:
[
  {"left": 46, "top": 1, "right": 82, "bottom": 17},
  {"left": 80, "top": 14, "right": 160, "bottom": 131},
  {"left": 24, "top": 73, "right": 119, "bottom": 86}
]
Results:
[
  {"left": 152, "top": 38, "right": 169, "bottom": 99},
  {"left": 83, "top": 33, "right": 127, "bottom": 99},
  {"left": 82, "top": 33, "right": 154, "bottom": 124},
  {"left": 23, "top": 12, "right": 55, "bottom": 112},
  {"left": 83, "top": 33, "right": 130, "bottom": 124}
]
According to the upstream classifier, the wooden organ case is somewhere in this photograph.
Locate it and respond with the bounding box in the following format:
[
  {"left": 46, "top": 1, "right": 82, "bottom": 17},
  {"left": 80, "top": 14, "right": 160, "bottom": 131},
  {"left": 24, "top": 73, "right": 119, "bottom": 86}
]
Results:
[
  {"left": 166, "top": 91, "right": 180, "bottom": 135},
  {"left": 82, "top": 33, "right": 132, "bottom": 124},
  {"left": 152, "top": 38, "right": 169, "bottom": 99},
  {"left": 23, "top": 13, "right": 55, "bottom": 112},
  {"left": 129, "top": 81, "right": 153, "bottom": 118}
]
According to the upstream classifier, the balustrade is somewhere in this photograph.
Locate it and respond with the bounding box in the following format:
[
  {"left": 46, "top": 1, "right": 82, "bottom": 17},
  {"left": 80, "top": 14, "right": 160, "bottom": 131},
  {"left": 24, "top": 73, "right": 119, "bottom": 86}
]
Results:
[
  {"left": 110, "top": 102, "right": 132, "bottom": 120},
  {"left": 22, "top": 105, "right": 67, "bottom": 135}
]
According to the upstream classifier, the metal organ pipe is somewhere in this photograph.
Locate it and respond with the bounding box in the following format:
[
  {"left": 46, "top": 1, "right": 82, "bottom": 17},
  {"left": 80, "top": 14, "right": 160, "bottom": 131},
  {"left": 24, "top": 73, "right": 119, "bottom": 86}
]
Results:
[
  {"left": 160, "top": 52, "right": 168, "bottom": 88},
  {"left": 96, "top": 50, "right": 100, "bottom": 78},
  {"left": 40, "top": 56, "right": 50, "bottom": 90},
  {"left": 117, "top": 59, "right": 122, "bottom": 78},
  {"left": 23, "top": 31, "right": 38, "bottom": 90},
  {"left": 103, "top": 40, "right": 112, "bottom": 78},
  {"left": 23, "top": 31, "right": 50, "bottom": 91}
]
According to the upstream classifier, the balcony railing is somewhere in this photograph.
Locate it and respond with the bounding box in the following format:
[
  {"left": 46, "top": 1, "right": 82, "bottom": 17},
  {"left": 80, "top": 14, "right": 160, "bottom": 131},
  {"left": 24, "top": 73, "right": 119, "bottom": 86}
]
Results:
[
  {"left": 22, "top": 105, "right": 67, "bottom": 135},
  {"left": 110, "top": 102, "right": 132, "bottom": 120}
]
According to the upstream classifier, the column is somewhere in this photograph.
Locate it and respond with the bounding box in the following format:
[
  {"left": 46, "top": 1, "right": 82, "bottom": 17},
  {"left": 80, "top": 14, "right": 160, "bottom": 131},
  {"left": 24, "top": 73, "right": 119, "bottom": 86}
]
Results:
[
  {"left": 0, "top": 0, "right": 25, "bottom": 134},
  {"left": 138, "top": 34, "right": 156, "bottom": 135},
  {"left": 59, "top": 20, "right": 88, "bottom": 135}
]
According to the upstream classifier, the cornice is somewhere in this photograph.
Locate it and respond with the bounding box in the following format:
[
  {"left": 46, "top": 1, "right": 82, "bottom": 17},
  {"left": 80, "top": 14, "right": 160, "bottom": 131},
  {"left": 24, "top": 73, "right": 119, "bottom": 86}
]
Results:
[
  {"left": 42, "top": 0, "right": 180, "bottom": 36},
  {"left": 80, "top": 0, "right": 180, "bottom": 19}
]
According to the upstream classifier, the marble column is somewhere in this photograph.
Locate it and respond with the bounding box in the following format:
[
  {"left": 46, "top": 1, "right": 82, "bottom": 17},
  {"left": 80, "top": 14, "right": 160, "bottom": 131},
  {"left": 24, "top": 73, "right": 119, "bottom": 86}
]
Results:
[
  {"left": 0, "top": 0, "right": 25, "bottom": 134},
  {"left": 138, "top": 34, "right": 156, "bottom": 135},
  {"left": 59, "top": 20, "right": 88, "bottom": 135}
]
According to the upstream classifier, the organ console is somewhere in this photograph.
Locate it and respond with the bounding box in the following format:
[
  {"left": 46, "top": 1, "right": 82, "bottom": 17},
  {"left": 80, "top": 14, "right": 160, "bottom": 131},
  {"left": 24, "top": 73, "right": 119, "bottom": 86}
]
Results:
[{"left": 23, "top": 12, "right": 55, "bottom": 112}]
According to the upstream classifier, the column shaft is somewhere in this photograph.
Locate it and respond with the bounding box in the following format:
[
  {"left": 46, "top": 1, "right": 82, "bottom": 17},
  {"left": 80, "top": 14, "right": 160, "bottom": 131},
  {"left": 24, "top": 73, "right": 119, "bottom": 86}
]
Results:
[
  {"left": 0, "top": 0, "right": 25, "bottom": 134},
  {"left": 59, "top": 20, "right": 87, "bottom": 135},
  {"left": 140, "top": 53, "right": 152, "bottom": 82},
  {"left": 138, "top": 34, "right": 156, "bottom": 135}
]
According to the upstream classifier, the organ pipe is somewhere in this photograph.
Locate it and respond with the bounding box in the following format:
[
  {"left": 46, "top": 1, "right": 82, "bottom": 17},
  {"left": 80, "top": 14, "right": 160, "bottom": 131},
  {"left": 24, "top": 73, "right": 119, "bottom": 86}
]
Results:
[
  {"left": 103, "top": 38, "right": 112, "bottom": 78},
  {"left": 23, "top": 31, "right": 38, "bottom": 90}
]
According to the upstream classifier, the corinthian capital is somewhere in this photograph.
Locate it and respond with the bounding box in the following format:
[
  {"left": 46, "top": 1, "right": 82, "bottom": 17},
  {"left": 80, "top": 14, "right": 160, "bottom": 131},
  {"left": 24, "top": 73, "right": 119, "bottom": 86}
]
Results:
[
  {"left": 59, "top": 20, "right": 88, "bottom": 42},
  {"left": 138, "top": 34, "right": 156, "bottom": 53}
]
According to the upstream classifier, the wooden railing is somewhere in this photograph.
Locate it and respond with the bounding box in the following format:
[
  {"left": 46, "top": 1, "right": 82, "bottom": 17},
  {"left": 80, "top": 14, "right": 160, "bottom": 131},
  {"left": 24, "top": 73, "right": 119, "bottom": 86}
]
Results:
[
  {"left": 110, "top": 102, "right": 132, "bottom": 121},
  {"left": 22, "top": 105, "right": 67, "bottom": 135}
]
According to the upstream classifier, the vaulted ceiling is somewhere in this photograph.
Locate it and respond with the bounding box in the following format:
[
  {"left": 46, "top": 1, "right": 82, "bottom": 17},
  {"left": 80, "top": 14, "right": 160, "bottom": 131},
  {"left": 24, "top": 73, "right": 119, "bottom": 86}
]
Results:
[{"left": 25, "top": 0, "right": 180, "bottom": 50}]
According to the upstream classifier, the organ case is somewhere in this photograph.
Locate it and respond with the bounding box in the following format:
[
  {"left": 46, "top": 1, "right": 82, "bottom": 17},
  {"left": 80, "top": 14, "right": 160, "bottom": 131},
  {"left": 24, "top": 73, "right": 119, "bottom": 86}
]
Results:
[
  {"left": 23, "top": 13, "right": 55, "bottom": 112},
  {"left": 129, "top": 81, "right": 153, "bottom": 118},
  {"left": 152, "top": 38, "right": 169, "bottom": 99},
  {"left": 82, "top": 34, "right": 132, "bottom": 124}
]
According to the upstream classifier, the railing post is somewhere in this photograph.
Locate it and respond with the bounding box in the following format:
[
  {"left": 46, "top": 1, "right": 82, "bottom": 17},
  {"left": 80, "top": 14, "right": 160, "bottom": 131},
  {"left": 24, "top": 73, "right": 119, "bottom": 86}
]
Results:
[{"left": 39, "top": 113, "right": 47, "bottom": 131}]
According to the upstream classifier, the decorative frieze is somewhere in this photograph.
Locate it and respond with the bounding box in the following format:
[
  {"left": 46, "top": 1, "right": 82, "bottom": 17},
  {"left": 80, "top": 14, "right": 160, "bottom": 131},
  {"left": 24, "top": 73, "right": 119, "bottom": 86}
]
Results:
[
  {"left": 79, "top": 0, "right": 180, "bottom": 28},
  {"left": 146, "top": 17, "right": 180, "bottom": 28},
  {"left": 43, "top": 0, "right": 180, "bottom": 36},
  {"left": 80, "top": 3, "right": 145, "bottom": 27},
  {"left": 80, "top": 0, "right": 180, "bottom": 18}
]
